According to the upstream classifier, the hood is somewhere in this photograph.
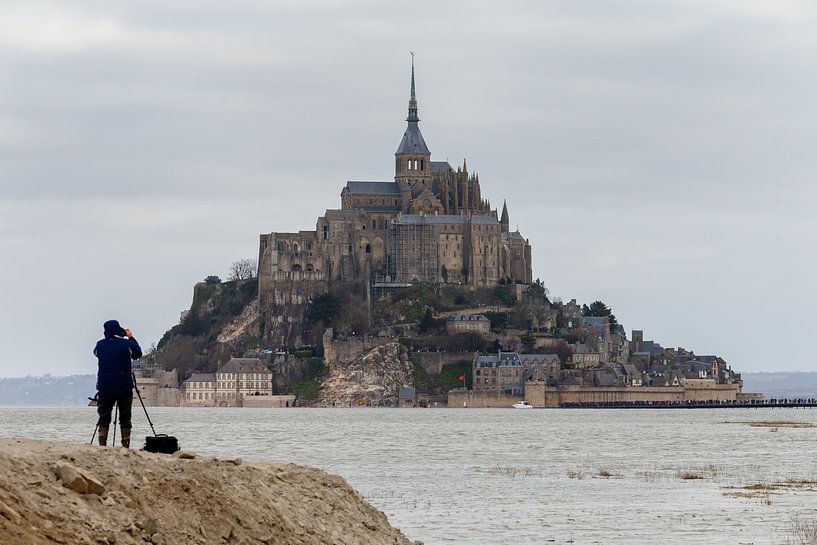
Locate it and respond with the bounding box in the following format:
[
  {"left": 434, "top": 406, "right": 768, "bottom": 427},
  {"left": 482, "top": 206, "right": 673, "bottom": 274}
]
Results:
[{"left": 103, "top": 320, "right": 126, "bottom": 338}]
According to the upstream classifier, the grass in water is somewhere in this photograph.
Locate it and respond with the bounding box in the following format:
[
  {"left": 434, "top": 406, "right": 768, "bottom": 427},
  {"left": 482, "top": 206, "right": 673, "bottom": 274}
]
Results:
[{"left": 724, "top": 420, "right": 816, "bottom": 428}]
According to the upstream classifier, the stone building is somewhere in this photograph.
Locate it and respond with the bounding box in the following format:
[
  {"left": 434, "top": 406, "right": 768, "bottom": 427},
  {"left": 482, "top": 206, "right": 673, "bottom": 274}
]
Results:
[
  {"left": 473, "top": 352, "right": 525, "bottom": 396},
  {"left": 182, "top": 373, "right": 216, "bottom": 406},
  {"left": 214, "top": 358, "right": 274, "bottom": 407},
  {"left": 258, "top": 58, "right": 533, "bottom": 346},
  {"left": 445, "top": 314, "right": 491, "bottom": 336}
]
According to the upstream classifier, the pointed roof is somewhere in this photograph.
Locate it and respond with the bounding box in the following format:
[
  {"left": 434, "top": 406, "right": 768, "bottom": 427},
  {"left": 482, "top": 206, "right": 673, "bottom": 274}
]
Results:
[
  {"left": 396, "top": 53, "right": 430, "bottom": 155},
  {"left": 500, "top": 200, "right": 509, "bottom": 225}
]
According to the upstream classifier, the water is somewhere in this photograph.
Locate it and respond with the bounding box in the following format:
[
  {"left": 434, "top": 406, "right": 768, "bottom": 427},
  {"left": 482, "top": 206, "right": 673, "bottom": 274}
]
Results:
[{"left": 2, "top": 406, "right": 816, "bottom": 544}]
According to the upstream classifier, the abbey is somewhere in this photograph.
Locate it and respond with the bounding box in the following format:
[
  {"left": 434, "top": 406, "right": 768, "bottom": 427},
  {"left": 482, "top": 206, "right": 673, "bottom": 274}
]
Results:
[{"left": 258, "top": 60, "right": 532, "bottom": 343}]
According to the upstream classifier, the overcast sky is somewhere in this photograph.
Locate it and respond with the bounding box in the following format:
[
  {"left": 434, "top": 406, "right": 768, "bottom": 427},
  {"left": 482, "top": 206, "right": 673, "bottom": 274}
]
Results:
[{"left": 1, "top": 0, "right": 816, "bottom": 377}]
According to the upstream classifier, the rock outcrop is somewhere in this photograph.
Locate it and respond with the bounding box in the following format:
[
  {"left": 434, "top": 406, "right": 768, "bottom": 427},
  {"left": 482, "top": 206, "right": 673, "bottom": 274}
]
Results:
[
  {"left": 0, "top": 438, "right": 419, "bottom": 545},
  {"left": 317, "top": 342, "right": 414, "bottom": 407}
]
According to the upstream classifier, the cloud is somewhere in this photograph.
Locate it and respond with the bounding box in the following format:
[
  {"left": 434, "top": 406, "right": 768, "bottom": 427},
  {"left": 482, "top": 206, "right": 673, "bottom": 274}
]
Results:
[{"left": 1, "top": 0, "right": 816, "bottom": 375}]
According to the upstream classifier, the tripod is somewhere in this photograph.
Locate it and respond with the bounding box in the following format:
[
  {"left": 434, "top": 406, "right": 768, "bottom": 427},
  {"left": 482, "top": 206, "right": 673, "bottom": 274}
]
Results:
[
  {"left": 133, "top": 372, "right": 158, "bottom": 437},
  {"left": 88, "top": 401, "right": 118, "bottom": 445}
]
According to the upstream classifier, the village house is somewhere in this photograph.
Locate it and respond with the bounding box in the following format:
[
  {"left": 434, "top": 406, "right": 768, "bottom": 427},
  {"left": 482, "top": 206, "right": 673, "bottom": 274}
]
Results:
[
  {"left": 445, "top": 314, "right": 491, "bottom": 336},
  {"left": 182, "top": 373, "right": 216, "bottom": 406},
  {"left": 572, "top": 344, "right": 605, "bottom": 369},
  {"left": 473, "top": 352, "right": 525, "bottom": 396},
  {"left": 214, "top": 358, "right": 274, "bottom": 407}
]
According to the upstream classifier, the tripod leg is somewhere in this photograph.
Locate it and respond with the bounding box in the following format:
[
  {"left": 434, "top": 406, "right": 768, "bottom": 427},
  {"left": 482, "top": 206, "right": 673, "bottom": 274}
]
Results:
[
  {"left": 112, "top": 404, "right": 118, "bottom": 445},
  {"left": 90, "top": 424, "right": 99, "bottom": 446}
]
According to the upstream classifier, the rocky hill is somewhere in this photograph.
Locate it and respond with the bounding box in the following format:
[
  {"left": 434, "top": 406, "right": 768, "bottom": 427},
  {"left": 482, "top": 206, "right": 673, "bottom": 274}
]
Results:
[
  {"left": 317, "top": 343, "right": 414, "bottom": 407},
  {"left": 0, "top": 438, "right": 418, "bottom": 545}
]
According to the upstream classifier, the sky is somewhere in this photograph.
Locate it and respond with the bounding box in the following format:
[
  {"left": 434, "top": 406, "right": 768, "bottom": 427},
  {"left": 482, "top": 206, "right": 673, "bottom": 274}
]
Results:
[{"left": 1, "top": 0, "right": 816, "bottom": 377}]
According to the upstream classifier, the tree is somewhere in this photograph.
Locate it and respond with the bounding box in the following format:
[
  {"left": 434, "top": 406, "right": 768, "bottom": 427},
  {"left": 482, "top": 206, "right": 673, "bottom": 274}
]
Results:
[
  {"left": 499, "top": 332, "right": 522, "bottom": 352},
  {"left": 229, "top": 258, "right": 257, "bottom": 281},
  {"left": 440, "top": 265, "right": 448, "bottom": 284},
  {"left": 307, "top": 293, "right": 343, "bottom": 325},
  {"left": 204, "top": 275, "right": 221, "bottom": 285},
  {"left": 526, "top": 278, "right": 550, "bottom": 303},
  {"left": 419, "top": 308, "right": 435, "bottom": 334},
  {"left": 581, "top": 300, "right": 618, "bottom": 326}
]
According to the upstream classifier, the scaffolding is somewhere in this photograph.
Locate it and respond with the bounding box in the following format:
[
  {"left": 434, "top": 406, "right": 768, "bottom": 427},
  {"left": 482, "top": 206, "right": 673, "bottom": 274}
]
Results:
[{"left": 388, "top": 214, "right": 438, "bottom": 284}]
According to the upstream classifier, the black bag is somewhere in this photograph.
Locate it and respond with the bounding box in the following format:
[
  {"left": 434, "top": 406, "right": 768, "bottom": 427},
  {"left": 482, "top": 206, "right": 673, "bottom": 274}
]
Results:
[{"left": 143, "top": 434, "right": 179, "bottom": 454}]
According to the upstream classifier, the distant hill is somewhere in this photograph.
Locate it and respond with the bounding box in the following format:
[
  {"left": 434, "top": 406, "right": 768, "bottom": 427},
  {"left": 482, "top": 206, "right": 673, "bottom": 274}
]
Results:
[
  {"left": 0, "top": 375, "right": 96, "bottom": 406},
  {"left": 741, "top": 372, "right": 817, "bottom": 399}
]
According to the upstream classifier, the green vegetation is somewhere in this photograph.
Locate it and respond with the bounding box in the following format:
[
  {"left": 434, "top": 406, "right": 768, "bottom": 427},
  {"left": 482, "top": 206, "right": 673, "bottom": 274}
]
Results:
[
  {"left": 152, "top": 279, "right": 259, "bottom": 373},
  {"left": 288, "top": 357, "right": 327, "bottom": 402},
  {"left": 440, "top": 362, "right": 470, "bottom": 390},
  {"left": 492, "top": 285, "right": 517, "bottom": 307},
  {"left": 306, "top": 293, "right": 343, "bottom": 326},
  {"left": 485, "top": 311, "right": 510, "bottom": 332},
  {"left": 582, "top": 300, "right": 618, "bottom": 326}
]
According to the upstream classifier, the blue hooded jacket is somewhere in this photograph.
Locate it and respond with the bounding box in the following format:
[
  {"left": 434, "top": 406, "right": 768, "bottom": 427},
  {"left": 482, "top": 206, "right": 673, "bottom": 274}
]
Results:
[{"left": 94, "top": 320, "right": 142, "bottom": 396}]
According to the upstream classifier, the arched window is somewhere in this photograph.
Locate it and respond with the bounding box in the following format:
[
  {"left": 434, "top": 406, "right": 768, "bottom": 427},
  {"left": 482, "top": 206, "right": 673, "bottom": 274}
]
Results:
[{"left": 365, "top": 244, "right": 371, "bottom": 254}]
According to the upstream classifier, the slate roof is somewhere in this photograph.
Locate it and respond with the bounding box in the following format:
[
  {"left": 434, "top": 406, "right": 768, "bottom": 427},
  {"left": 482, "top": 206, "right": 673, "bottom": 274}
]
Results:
[
  {"left": 475, "top": 352, "right": 522, "bottom": 368},
  {"left": 622, "top": 364, "right": 641, "bottom": 378},
  {"left": 447, "top": 314, "right": 489, "bottom": 322},
  {"left": 518, "top": 353, "right": 561, "bottom": 365},
  {"left": 323, "top": 209, "right": 360, "bottom": 220},
  {"left": 431, "top": 161, "right": 452, "bottom": 173},
  {"left": 216, "top": 358, "right": 271, "bottom": 375},
  {"left": 582, "top": 316, "right": 607, "bottom": 328},
  {"left": 396, "top": 214, "right": 498, "bottom": 226},
  {"left": 396, "top": 121, "right": 430, "bottom": 154},
  {"left": 344, "top": 181, "right": 400, "bottom": 195},
  {"left": 184, "top": 373, "right": 215, "bottom": 384}
]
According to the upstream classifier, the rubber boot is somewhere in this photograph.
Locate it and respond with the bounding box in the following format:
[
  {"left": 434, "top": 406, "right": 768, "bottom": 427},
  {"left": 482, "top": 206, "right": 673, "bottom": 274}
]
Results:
[
  {"left": 98, "top": 426, "right": 109, "bottom": 446},
  {"left": 120, "top": 427, "right": 131, "bottom": 448}
]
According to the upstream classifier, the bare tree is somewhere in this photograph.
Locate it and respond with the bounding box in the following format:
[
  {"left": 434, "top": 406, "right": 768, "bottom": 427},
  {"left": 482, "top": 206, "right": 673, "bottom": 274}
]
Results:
[{"left": 229, "top": 258, "right": 258, "bottom": 281}]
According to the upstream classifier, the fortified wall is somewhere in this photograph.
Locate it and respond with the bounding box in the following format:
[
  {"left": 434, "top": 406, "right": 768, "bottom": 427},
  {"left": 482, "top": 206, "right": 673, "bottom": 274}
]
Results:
[
  {"left": 134, "top": 369, "right": 181, "bottom": 407},
  {"left": 524, "top": 380, "right": 741, "bottom": 407},
  {"left": 448, "top": 379, "right": 743, "bottom": 408},
  {"left": 322, "top": 328, "right": 393, "bottom": 364}
]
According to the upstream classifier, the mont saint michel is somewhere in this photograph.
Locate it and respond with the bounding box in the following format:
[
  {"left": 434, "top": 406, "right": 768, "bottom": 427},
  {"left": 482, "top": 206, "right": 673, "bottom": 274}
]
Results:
[{"left": 121, "top": 59, "right": 765, "bottom": 412}]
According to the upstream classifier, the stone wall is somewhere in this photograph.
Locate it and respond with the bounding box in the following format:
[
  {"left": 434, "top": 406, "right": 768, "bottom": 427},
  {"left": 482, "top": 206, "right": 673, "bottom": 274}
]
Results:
[
  {"left": 523, "top": 380, "right": 741, "bottom": 407},
  {"left": 322, "top": 329, "right": 394, "bottom": 364},
  {"left": 447, "top": 389, "right": 522, "bottom": 408},
  {"left": 409, "top": 351, "right": 475, "bottom": 374},
  {"left": 243, "top": 395, "right": 296, "bottom": 408},
  {"left": 134, "top": 376, "right": 181, "bottom": 407}
]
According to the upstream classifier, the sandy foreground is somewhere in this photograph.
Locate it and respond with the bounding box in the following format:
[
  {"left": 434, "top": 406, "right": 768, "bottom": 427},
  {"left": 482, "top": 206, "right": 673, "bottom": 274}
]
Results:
[{"left": 0, "top": 438, "right": 420, "bottom": 545}]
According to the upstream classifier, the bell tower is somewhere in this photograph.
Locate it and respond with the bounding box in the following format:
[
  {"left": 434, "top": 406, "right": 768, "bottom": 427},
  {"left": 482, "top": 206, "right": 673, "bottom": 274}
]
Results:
[{"left": 395, "top": 53, "right": 432, "bottom": 190}]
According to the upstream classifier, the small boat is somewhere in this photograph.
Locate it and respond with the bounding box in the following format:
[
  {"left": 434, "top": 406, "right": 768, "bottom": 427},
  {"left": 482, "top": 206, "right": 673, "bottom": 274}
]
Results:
[{"left": 513, "top": 401, "right": 533, "bottom": 409}]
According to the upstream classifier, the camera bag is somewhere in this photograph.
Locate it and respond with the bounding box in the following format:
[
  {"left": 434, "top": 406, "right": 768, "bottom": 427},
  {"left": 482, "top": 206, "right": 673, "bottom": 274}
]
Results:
[{"left": 143, "top": 434, "right": 179, "bottom": 454}]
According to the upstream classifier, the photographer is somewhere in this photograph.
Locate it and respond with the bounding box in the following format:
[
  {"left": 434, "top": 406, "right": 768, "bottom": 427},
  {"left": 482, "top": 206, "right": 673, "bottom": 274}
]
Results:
[{"left": 94, "top": 320, "right": 142, "bottom": 447}]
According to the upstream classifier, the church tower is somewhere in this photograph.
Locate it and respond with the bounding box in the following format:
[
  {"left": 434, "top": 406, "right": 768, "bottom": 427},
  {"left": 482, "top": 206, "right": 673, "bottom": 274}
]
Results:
[
  {"left": 395, "top": 53, "right": 432, "bottom": 191},
  {"left": 500, "top": 200, "right": 510, "bottom": 233}
]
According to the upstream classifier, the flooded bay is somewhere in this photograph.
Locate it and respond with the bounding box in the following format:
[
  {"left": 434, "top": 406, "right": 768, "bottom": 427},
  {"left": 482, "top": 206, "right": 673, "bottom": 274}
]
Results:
[{"left": 2, "top": 407, "right": 815, "bottom": 544}]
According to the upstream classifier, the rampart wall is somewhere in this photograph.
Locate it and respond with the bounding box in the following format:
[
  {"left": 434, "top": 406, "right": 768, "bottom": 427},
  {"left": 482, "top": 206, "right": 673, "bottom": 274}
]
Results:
[
  {"left": 524, "top": 380, "right": 741, "bottom": 407},
  {"left": 322, "top": 330, "right": 393, "bottom": 364},
  {"left": 409, "top": 351, "right": 475, "bottom": 374}
]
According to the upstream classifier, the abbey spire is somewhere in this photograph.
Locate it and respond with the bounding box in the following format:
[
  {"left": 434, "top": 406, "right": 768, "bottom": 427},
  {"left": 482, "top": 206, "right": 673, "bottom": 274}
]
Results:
[
  {"left": 407, "top": 52, "right": 419, "bottom": 122},
  {"left": 395, "top": 52, "right": 431, "bottom": 188}
]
